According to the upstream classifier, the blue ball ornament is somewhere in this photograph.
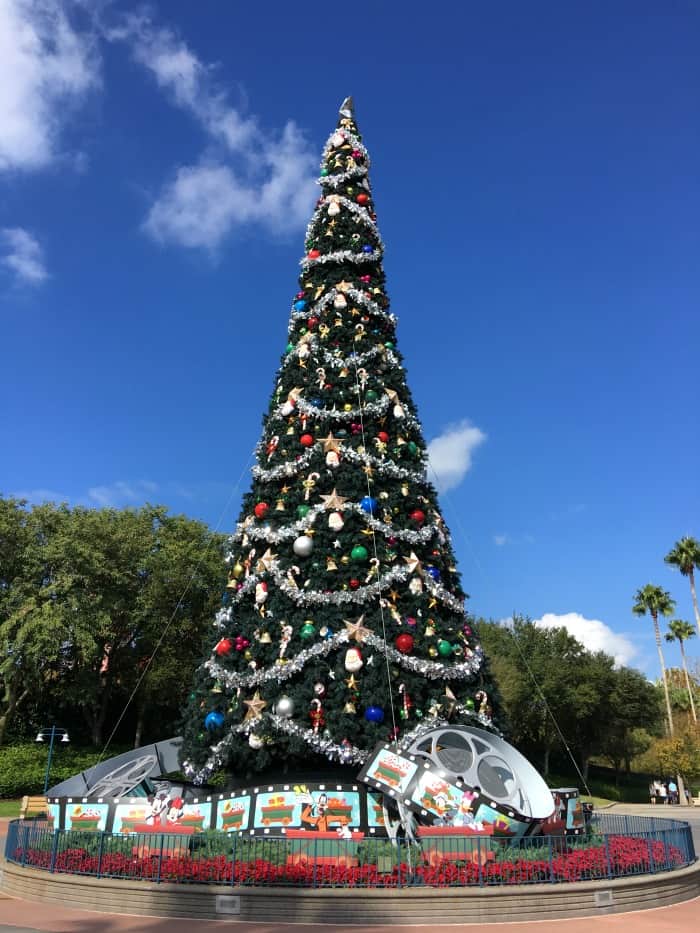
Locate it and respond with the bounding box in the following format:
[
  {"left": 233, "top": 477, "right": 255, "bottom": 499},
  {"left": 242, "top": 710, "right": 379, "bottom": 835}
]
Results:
[
  {"left": 360, "top": 496, "right": 378, "bottom": 515},
  {"left": 365, "top": 705, "right": 384, "bottom": 723},
  {"left": 425, "top": 565, "right": 441, "bottom": 581},
  {"left": 205, "top": 711, "right": 225, "bottom": 731},
  {"left": 293, "top": 299, "right": 307, "bottom": 311},
  {"left": 362, "top": 244, "right": 374, "bottom": 253},
  {"left": 311, "top": 397, "right": 324, "bottom": 408}
]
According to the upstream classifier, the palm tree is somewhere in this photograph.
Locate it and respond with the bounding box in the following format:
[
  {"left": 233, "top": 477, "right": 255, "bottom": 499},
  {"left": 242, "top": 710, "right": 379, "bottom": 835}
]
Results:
[
  {"left": 665, "top": 620, "right": 697, "bottom": 724},
  {"left": 633, "top": 584, "right": 676, "bottom": 735},
  {"left": 665, "top": 536, "right": 700, "bottom": 639}
]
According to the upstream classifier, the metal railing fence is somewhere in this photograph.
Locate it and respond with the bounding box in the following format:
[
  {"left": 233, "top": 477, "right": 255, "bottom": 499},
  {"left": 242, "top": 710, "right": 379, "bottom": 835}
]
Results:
[{"left": 4, "top": 813, "right": 695, "bottom": 889}]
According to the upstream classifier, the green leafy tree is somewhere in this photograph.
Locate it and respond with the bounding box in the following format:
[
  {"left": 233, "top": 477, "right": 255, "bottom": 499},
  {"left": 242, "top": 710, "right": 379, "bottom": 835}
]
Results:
[
  {"left": 477, "top": 617, "right": 587, "bottom": 776},
  {"left": 179, "top": 99, "right": 500, "bottom": 784},
  {"left": 665, "top": 537, "right": 700, "bottom": 638},
  {"left": 598, "top": 668, "right": 662, "bottom": 784},
  {"left": 0, "top": 497, "right": 225, "bottom": 746},
  {"left": 665, "top": 620, "right": 697, "bottom": 724},
  {"left": 632, "top": 585, "right": 676, "bottom": 736},
  {"left": 0, "top": 498, "right": 72, "bottom": 744}
]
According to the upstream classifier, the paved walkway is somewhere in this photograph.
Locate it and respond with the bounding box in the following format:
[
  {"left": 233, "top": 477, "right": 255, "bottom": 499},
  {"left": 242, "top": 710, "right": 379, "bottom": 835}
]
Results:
[
  {"left": 1, "top": 808, "right": 699, "bottom": 931},
  {"left": 1, "top": 896, "right": 699, "bottom": 932}
]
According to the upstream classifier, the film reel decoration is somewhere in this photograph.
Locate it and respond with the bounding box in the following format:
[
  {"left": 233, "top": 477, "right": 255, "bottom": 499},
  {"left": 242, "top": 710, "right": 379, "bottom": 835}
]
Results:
[{"left": 358, "top": 725, "right": 556, "bottom": 838}]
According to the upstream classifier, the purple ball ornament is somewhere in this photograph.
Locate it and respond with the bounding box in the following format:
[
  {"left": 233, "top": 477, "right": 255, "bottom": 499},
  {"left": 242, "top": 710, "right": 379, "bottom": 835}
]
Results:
[{"left": 364, "top": 705, "right": 384, "bottom": 723}]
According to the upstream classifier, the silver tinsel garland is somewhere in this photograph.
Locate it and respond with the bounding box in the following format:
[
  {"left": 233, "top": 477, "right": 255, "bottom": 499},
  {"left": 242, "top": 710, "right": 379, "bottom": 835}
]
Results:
[
  {"left": 229, "top": 501, "right": 438, "bottom": 547},
  {"left": 205, "top": 627, "right": 483, "bottom": 692},
  {"left": 222, "top": 560, "right": 468, "bottom": 616},
  {"left": 304, "top": 195, "right": 384, "bottom": 251},
  {"left": 288, "top": 286, "right": 397, "bottom": 330}
]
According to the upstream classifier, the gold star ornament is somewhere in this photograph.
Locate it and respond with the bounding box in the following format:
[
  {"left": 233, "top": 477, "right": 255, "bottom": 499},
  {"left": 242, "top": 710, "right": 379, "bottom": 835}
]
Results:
[
  {"left": 243, "top": 691, "right": 267, "bottom": 722},
  {"left": 320, "top": 488, "right": 349, "bottom": 510},
  {"left": 344, "top": 615, "right": 372, "bottom": 643}
]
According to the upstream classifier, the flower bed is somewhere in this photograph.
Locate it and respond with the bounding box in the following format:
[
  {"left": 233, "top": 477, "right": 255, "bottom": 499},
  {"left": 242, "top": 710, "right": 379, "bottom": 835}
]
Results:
[{"left": 11, "top": 835, "right": 687, "bottom": 888}]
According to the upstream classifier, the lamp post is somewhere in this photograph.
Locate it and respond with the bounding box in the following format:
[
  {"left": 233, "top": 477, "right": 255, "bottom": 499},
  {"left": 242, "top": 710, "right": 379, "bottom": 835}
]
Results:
[{"left": 35, "top": 726, "right": 70, "bottom": 795}]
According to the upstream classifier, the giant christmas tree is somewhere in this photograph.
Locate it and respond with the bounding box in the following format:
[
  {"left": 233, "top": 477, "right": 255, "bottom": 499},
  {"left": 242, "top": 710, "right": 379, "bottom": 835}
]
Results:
[{"left": 181, "top": 98, "right": 498, "bottom": 785}]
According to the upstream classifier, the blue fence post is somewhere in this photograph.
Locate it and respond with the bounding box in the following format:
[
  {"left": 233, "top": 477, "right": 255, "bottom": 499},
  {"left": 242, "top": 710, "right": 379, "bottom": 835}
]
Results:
[
  {"left": 229, "top": 833, "right": 237, "bottom": 886},
  {"left": 396, "top": 837, "right": 402, "bottom": 889},
  {"left": 96, "top": 831, "right": 105, "bottom": 878},
  {"left": 603, "top": 833, "right": 613, "bottom": 879},
  {"left": 548, "top": 837, "right": 554, "bottom": 883},
  {"left": 156, "top": 834, "right": 164, "bottom": 883},
  {"left": 646, "top": 833, "right": 655, "bottom": 874},
  {"left": 19, "top": 824, "right": 28, "bottom": 867},
  {"left": 49, "top": 829, "right": 60, "bottom": 873}
]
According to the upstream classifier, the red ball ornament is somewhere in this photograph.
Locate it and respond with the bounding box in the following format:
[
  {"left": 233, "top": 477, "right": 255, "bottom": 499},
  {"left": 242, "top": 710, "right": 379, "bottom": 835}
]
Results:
[
  {"left": 300, "top": 433, "right": 314, "bottom": 447},
  {"left": 356, "top": 193, "right": 369, "bottom": 205},
  {"left": 254, "top": 502, "right": 270, "bottom": 519},
  {"left": 215, "top": 637, "right": 233, "bottom": 656},
  {"left": 395, "top": 633, "right": 415, "bottom": 655},
  {"left": 410, "top": 509, "right": 426, "bottom": 525},
  {"left": 307, "top": 316, "right": 319, "bottom": 329},
  {"left": 377, "top": 431, "right": 389, "bottom": 443},
  {"left": 308, "top": 248, "right": 320, "bottom": 259},
  {"left": 349, "top": 578, "right": 360, "bottom": 590}
]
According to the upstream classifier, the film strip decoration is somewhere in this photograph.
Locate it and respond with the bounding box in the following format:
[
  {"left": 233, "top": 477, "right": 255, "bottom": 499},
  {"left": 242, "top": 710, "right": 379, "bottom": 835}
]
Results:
[
  {"left": 44, "top": 780, "right": 392, "bottom": 838},
  {"left": 357, "top": 744, "right": 545, "bottom": 839}
]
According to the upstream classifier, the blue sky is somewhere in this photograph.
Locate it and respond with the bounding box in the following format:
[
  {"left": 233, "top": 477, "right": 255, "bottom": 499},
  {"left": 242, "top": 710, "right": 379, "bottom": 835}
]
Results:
[{"left": 1, "top": 1, "right": 698, "bottom": 678}]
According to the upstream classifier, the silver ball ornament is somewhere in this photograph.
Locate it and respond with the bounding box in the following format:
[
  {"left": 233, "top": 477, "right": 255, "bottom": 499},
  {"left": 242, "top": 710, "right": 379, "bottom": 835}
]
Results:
[
  {"left": 293, "top": 534, "right": 314, "bottom": 557},
  {"left": 275, "top": 695, "right": 295, "bottom": 718}
]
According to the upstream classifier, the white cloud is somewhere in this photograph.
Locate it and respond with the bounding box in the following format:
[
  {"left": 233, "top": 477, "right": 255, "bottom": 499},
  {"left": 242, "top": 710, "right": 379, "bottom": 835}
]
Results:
[
  {"left": 493, "top": 534, "right": 508, "bottom": 546},
  {"left": 110, "top": 15, "right": 257, "bottom": 154},
  {"left": 427, "top": 420, "right": 486, "bottom": 492},
  {"left": 11, "top": 487, "right": 68, "bottom": 503},
  {"left": 1, "top": 228, "right": 48, "bottom": 284},
  {"left": 86, "top": 479, "right": 159, "bottom": 508},
  {"left": 0, "top": 0, "right": 99, "bottom": 172},
  {"left": 109, "top": 14, "right": 316, "bottom": 249},
  {"left": 533, "top": 612, "right": 637, "bottom": 667},
  {"left": 143, "top": 163, "right": 250, "bottom": 250}
]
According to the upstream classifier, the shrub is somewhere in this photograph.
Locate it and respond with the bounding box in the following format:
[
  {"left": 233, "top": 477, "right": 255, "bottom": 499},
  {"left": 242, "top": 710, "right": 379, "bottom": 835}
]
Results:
[{"left": 0, "top": 743, "right": 129, "bottom": 798}]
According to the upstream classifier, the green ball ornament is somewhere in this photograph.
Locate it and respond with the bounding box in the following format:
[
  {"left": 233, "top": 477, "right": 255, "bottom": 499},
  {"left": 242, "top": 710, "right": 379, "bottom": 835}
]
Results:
[
  {"left": 437, "top": 639, "right": 453, "bottom": 657},
  {"left": 385, "top": 341, "right": 394, "bottom": 349},
  {"left": 320, "top": 168, "right": 329, "bottom": 176},
  {"left": 285, "top": 343, "right": 294, "bottom": 353},
  {"left": 297, "top": 504, "right": 310, "bottom": 518},
  {"left": 350, "top": 545, "right": 369, "bottom": 562},
  {"left": 365, "top": 389, "right": 378, "bottom": 402},
  {"left": 300, "top": 620, "right": 316, "bottom": 639},
  {"left": 464, "top": 698, "right": 475, "bottom": 711},
  {"left": 407, "top": 441, "right": 418, "bottom": 456}
]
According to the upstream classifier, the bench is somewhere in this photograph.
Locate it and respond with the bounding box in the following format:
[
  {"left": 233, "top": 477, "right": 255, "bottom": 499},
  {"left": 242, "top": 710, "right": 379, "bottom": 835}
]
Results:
[{"left": 19, "top": 795, "right": 47, "bottom": 819}]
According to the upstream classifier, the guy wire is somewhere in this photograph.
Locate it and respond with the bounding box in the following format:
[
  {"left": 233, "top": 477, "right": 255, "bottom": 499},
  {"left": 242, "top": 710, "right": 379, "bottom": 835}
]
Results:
[
  {"left": 95, "top": 452, "right": 257, "bottom": 768},
  {"left": 351, "top": 357, "right": 398, "bottom": 739},
  {"left": 427, "top": 460, "right": 593, "bottom": 799}
]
